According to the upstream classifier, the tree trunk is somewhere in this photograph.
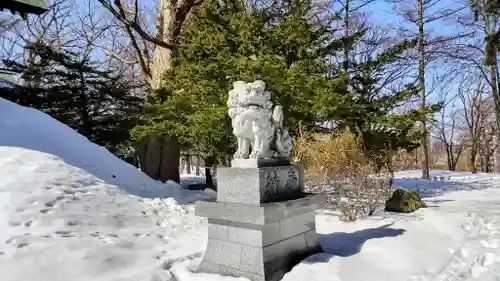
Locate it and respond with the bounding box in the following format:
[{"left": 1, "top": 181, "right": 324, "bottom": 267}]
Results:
[
  {"left": 470, "top": 148, "right": 477, "bottom": 173},
  {"left": 205, "top": 168, "right": 212, "bottom": 185},
  {"left": 484, "top": 149, "right": 490, "bottom": 172},
  {"left": 343, "top": 0, "right": 350, "bottom": 73},
  {"left": 139, "top": 0, "right": 191, "bottom": 183},
  {"left": 138, "top": 137, "right": 162, "bottom": 179},
  {"left": 490, "top": 64, "right": 500, "bottom": 173},
  {"left": 417, "top": 0, "right": 430, "bottom": 180},
  {"left": 479, "top": 150, "right": 485, "bottom": 171},
  {"left": 138, "top": 137, "right": 181, "bottom": 182},
  {"left": 158, "top": 139, "right": 181, "bottom": 182},
  {"left": 446, "top": 147, "right": 456, "bottom": 171},
  {"left": 195, "top": 156, "right": 201, "bottom": 175},
  {"left": 483, "top": 15, "right": 500, "bottom": 173},
  {"left": 79, "top": 70, "right": 91, "bottom": 137},
  {"left": 185, "top": 153, "right": 191, "bottom": 174}
]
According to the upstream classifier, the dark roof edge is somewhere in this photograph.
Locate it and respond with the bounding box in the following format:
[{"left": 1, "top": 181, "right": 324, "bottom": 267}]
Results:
[{"left": 1, "top": 1, "right": 48, "bottom": 16}]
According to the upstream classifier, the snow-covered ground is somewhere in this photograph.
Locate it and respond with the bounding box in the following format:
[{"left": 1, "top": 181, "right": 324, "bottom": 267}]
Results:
[{"left": 1, "top": 96, "right": 500, "bottom": 281}]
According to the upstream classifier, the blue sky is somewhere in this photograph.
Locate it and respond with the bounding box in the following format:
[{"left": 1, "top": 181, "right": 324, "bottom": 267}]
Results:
[
  {"left": 365, "top": 0, "right": 466, "bottom": 35},
  {"left": 3, "top": 0, "right": 476, "bottom": 105},
  {"left": 360, "top": 0, "right": 475, "bottom": 104}
]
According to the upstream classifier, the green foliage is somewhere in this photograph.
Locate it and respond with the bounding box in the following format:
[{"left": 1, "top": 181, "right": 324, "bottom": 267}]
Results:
[
  {"left": 469, "top": 0, "right": 500, "bottom": 19},
  {"left": 339, "top": 38, "right": 441, "bottom": 165},
  {"left": 134, "top": 0, "right": 348, "bottom": 163},
  {"left": 469, "top": 0, "right": 500, "bottom": 66},
  {"left": 135, "top": 0, "right": 439, "bottom": 164},
  {"left": 1, "top": 43, "right": 143, "bottom": 164}
]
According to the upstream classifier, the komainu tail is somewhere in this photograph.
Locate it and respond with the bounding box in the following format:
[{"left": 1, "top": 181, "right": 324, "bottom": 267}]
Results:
[
  {"left": 271, "top": 105, "right": 292, "bottom": 158},
  {"left": 272, "top": 105, "right": 284, "bottom": 128}
]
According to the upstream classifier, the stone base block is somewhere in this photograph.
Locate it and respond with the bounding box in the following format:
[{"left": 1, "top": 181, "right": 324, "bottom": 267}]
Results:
[
  {"left": 196, "top": 195, "right": 325, "bottom": 281},
  {"left": 216, "top": 165, "right": 305, "bottom": 204},
  {"left": 198, "top": 242, "right": 322, "bottom": 281}
]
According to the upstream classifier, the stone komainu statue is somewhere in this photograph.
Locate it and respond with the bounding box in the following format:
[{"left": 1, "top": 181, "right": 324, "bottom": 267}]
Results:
[{"left": 227, "top": 80, "right": 292, "bottom": 159}]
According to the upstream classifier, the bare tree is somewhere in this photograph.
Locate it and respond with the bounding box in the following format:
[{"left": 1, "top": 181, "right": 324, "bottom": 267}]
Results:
[
  {"left": 389, "top": 0, "right": 468, "bottom": 179},
  {"left": 470, "top": 3, "right": 500, "bottom": 173},
  {"left": 0, "top": 0, "right": 73, "bottom": 64},
  {"left": 0, "top": 14, "right": 21, "bottom": 35},
  {"left": 432, "top": 90, "right": 466, "bottom": 171},
  {"left": 392, "top": 148, "right": 420, "bottom": 170},
  {"left": 96, "top": 0, "right": 200, "bottom": 88},
  {"left": 350, "top": 14, "right": 417, "bottom": 92},
  {"left": 332, "top": 0, "right": 377, "bottom": 72},
  {"left": 436, "top": 1, "right": 500, "bottom": 172},
  {"left": 0, "top": 0, "right": 146, "bottom": 166},
  {"left": 96, "top": 0, "right": 202, "bottom": 183},
  {"left": 478, "top": 121, "right": 497, "bottom": 172},
  {"left": 458, "top": 74, "right": 493, "bottom": 173}
]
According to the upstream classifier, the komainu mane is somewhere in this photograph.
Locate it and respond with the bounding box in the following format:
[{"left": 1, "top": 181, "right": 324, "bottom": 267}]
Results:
[{"left": 227, "top": 80, "right": 292, "bottom": 160}]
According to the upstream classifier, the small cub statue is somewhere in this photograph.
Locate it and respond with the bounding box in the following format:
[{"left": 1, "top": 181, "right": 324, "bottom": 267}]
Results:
[{"left": 227, "top": 80, "right": 292, "bottom": 159}]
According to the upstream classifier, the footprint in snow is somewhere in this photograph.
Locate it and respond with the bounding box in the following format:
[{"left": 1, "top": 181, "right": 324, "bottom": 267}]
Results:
[
  {"left": 39, "top": 195, "right": 67, "bottom": 214},
  {"left": 39, "top": 208, "right": 51, "bottom": 214},
  {"left": 89, "top": 232, "right": 120, "bottom": 243},
  {"left": 54, "top": 230, "right": 78, "bottom": 238},
  {"left": 5, "top": 235, "right": 31, "bottom": 249},
  {"left": 16, "top": 243, "right": 29, "bottom": 249},
  {"left": 65, "top": 219, "right": 80, "bottom": 226},
  {"left": 44, "top": 200, "right": 57, "bottom": 208}
]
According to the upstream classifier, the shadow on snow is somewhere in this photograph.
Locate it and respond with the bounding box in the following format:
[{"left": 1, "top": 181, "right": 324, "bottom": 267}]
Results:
[
  {"left": 393, "top": 177, "right": 499, "bottom": 199},
  {"left": 303, "top": 223, "right": 406, "bottom": 264}
]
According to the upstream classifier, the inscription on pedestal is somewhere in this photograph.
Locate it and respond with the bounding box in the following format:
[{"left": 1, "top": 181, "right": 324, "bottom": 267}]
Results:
[
  {"left": 264, "top": 170, "right": 280, "bottom": 198},
  {"left": 285, "top": 168, "right": 298, "bottom": 189},
  {"left": 264, "top": 167, "right": 299, "bottom": 199},
  {"left": 217, "top": 165, "right": 303, "bottom": 204}
]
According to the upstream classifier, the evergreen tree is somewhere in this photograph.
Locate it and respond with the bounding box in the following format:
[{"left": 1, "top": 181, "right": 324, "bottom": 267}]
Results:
[
  {"left": 132, "top": 0, "right": 350, "bottom": 166},
  {"left": 469, "top": 0, "right": 500, "bottom": 65},
  {"left": 133, "top": 0, "right": 439, "bottom": 172},
  {"left": 344, "top": 38, "right": 441, "bottom": 169},
  {"left": 1, "top": 43, "right": 143, "bottom": 164}
]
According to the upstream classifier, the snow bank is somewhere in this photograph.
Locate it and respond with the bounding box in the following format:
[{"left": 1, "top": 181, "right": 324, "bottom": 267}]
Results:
[
  {"left": 0, "top": 147, "right": 206, "bottom": 281},
  {"left": 0, "top": 97, "right": 209, "bottom": 202}
]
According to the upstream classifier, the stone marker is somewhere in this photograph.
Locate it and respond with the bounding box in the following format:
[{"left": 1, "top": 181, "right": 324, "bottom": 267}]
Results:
[{"left": 196, "top": 80, "right": 325, "bottom": 281}]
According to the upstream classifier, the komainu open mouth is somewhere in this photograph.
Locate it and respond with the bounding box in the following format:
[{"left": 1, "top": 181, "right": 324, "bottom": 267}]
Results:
[{"left": 242, "top": 103, "right": 264, "bottom": 108}]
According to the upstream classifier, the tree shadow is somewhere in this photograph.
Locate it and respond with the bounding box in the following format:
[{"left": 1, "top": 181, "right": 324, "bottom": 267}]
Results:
[
  {"left": 425, "top": 199, "right": 454, "bottom": 204},
  {"left": 424, "top": 199, "right": 455, "bottom": 208},
  {"left": 394, "top": 178, "right": 497, "bottom": 199},
  {"left": 316, "top": 223, "right": 406, "bottom": 258}
]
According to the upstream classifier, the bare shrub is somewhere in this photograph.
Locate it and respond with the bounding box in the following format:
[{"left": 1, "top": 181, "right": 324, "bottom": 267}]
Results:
[{"left": 295, "top": 129, "right": 392, "bottom": 221}]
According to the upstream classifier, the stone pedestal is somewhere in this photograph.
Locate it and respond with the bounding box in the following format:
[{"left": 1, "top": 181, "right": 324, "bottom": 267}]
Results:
[{"left": 195, "top": 163, "right": 324, "bottom": 281}]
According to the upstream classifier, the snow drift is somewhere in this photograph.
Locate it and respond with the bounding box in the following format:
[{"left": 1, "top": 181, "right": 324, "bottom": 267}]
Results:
[
  {"left": 0, "top": 97, "right": 208, "bottom": 202},
  {"left": 0, "top": 97, "right": 208, "bottom": 281},
  {"left": 0, "top": 146, "right": 206, "bottom": 281}
]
